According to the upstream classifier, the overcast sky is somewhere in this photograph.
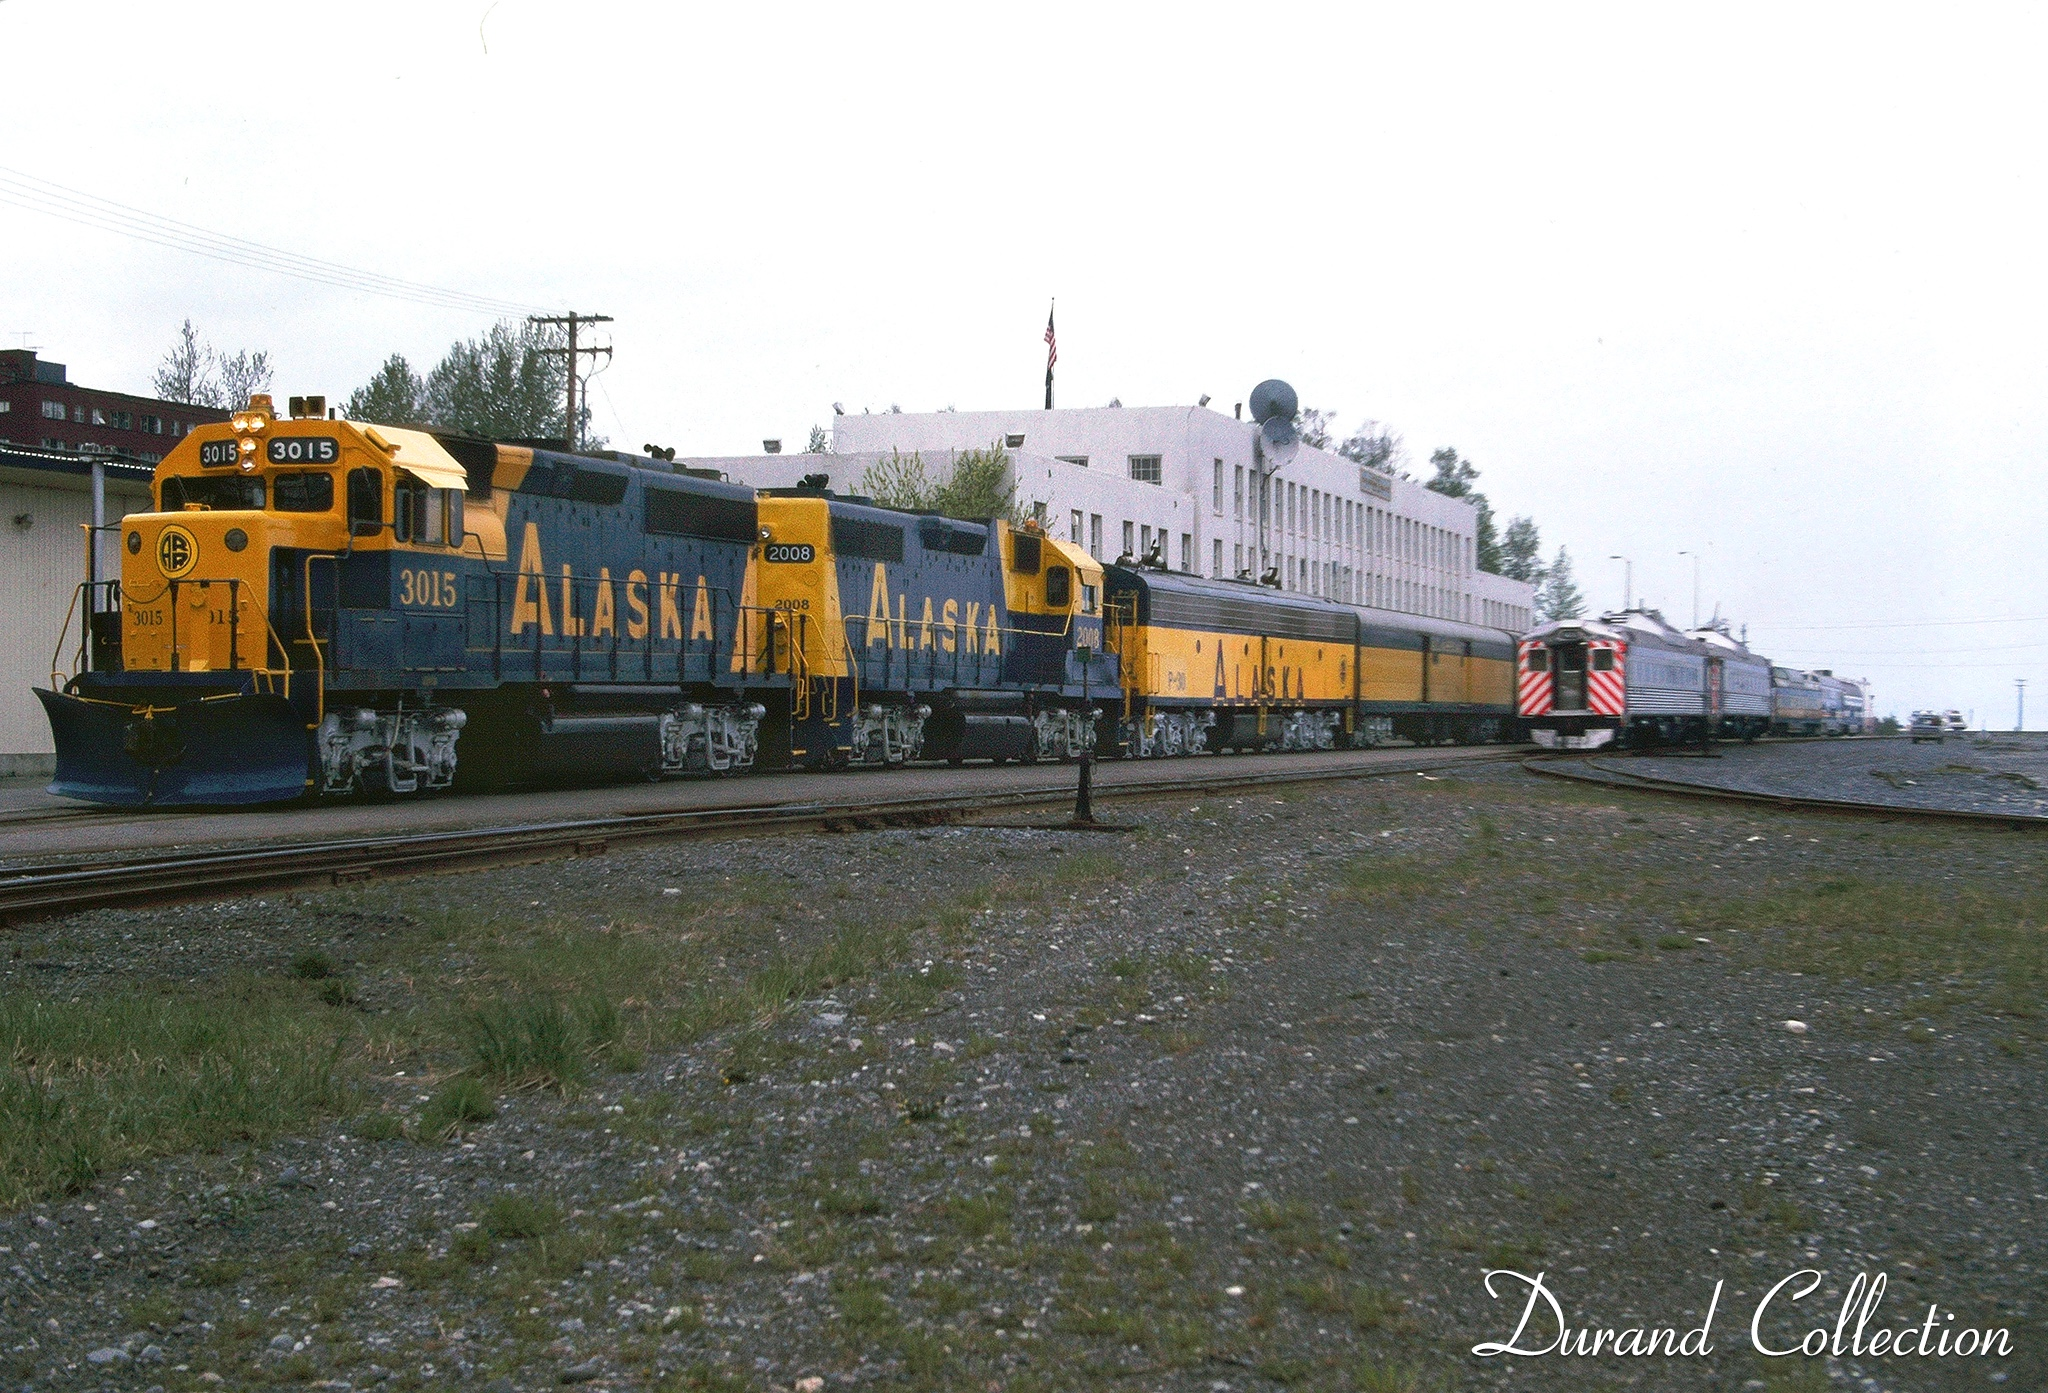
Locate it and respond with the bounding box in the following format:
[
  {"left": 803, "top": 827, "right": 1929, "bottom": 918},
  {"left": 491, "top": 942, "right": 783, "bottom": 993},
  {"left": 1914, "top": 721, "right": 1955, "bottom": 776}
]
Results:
[{"left": 5, "top": 3, "right": 2045, "bottom": 724}]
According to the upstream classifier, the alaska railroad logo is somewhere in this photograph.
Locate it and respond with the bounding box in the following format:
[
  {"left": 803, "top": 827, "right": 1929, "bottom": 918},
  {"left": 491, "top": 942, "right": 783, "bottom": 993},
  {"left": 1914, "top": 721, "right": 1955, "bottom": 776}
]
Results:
[{"left": 157, "top": 525, "right": 197, "bottom": 579}]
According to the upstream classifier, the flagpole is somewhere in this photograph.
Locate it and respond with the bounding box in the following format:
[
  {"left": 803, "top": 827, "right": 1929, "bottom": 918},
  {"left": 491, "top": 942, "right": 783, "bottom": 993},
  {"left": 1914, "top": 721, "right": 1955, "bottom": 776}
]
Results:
[{"left": 1044, "top": 299, "right": 1056, "bottom": 410}]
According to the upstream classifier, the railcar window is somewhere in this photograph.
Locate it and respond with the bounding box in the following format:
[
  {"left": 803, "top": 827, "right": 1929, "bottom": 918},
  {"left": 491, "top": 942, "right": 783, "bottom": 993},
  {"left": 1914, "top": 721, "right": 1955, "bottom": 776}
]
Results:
[
  {"left": 273, "top": 472, "right": 334, "bottom": 512},
  {"left": 160, "top": 475, "right": 264, "bottom": 511},
  {"left": 1591, "top": 650, "right": 1615, "bottom": 671},
  {"left": 1045, "top": 565, "right": 1071, "bottom": 607},
  {"left": 347, "top": 467, "right": 384, "bottom": 535},
  {"left": 1011, "top": 533, "right": 1043, "bottom": 574}
]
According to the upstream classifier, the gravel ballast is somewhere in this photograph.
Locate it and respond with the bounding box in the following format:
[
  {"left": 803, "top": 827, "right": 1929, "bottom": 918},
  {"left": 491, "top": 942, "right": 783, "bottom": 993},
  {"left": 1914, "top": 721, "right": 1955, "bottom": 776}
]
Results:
[{"left": 0, "top": 763, "right": 2041, "bottom": 1392}]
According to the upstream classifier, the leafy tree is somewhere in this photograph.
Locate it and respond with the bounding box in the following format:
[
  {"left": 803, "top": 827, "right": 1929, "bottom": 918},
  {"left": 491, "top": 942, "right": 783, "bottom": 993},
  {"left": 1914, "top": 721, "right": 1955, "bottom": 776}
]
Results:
[
  {"left": 1424, "top": 447, "right": 1500, "bottom": 573},
  {"left": 1295, "top": 407, "right": 1336, "bottom": 451},
  {"left": 1498, "top": 515, "right": 1544, "bottom": 583},
  {"left": 422, "top": 319, "right": 575, "bottom": 442},
  {"left": 344, "top": 354, "right": 425, "bottom": 423},
  {"left": 930, "top": 442, "right": 1021, "bottom": 522},
  {"left": 216, "top": 349, "right": 274, "bottom": 410},
  {"left": 153, "top": 320, "right": 211, "bottom": 405},
  {"left": 1537, "top": 546, "right": 1586, "bottom": 620},
  {"left": 857, "top": 441, "right": 1035, "bottom": 524},
  {"left": 805, "top": 424, "right": 830, "bottom": 454},
  {"left": 153, "top": 319, "right": 271, "bottom": 408},
  {"left": 858, "top": 448, "right": 933, "bottom": 509},
  {"left": 1336, "top": 419, "right": 1404, "bottom": 476}
]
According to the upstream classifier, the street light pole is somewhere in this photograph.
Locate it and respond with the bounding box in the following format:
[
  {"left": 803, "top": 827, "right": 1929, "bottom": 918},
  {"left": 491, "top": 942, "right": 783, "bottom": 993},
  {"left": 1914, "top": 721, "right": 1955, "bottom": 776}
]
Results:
[
  {"left": 1608, "top": 554, "right": 1633, "bottom": 612},
  {"left": 1678, "top": 549, "right": 1701, "bottom": 629}
]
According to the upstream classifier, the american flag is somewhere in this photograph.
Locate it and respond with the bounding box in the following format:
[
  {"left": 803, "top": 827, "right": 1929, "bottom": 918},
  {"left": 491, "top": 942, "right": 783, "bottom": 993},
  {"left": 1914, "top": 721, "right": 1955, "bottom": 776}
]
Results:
[{"left": 1043, "top": 301, "right": 1056, "bottom": 409}]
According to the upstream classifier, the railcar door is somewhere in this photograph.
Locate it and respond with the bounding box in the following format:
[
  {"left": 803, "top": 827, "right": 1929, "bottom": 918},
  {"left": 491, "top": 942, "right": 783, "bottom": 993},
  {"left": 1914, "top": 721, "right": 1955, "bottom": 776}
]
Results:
[{"left": 1553, "top": 642, "right": 1588, "bottom": 710}]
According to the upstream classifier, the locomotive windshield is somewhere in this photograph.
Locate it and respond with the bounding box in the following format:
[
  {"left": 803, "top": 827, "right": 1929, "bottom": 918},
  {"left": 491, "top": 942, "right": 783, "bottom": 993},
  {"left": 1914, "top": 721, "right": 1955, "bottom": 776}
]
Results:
[
  {"left": 274, "top": 472, "right": 335, "bottom": 512},
  {"left": 160, "top": 474, "right": 265, "bottom": 511}
]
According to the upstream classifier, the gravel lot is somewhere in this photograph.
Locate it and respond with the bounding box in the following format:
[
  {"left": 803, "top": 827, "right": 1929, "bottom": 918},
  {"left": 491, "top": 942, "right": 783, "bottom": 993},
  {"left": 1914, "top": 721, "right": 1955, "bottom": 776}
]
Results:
[
  {"left": 1, "top": 763, "right": 2042, "bottom": 1393},
  {"left": 1601, "top": 736, "right": 2048, "bottom": 820}
]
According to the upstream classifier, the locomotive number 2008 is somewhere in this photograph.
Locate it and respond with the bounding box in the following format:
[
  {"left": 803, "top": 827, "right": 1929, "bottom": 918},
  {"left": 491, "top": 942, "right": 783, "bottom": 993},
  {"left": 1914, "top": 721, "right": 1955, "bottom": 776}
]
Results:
[
  {"left": 764, "top": 543, "right": 814, "bottom": 563},
  {"left": 398, "top": 568, "right": 459, "bottom": 608}
]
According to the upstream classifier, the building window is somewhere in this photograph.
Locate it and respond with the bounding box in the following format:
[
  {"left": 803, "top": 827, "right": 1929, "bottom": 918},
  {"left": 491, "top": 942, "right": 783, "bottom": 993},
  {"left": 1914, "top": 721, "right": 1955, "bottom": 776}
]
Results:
[
  {"left": 42, "top": 436, "right": 64, "bottom": 449},
  {"left": 1070, "top": 509, "right": 1083, "bottom": 544},
  {"left": 109, "top": 410, "right": 132, "bottom": 430},
  {"left": 1180, "top": 533, "right": 1192, "bottom": 572},
  {"left": 142, "top": 414, "right": 161, "bottom": 433},
  {"left": 0, "top": 400, "right": 9, "bottom": 414},
  {"left": 1234, "top": 543, "right": 1244, "bottom": 576},
  {"left": 1139, "top": 524, "right": 1153, "bottom": 559},
  {"left": 1128, "top": 454, "right": 1162, "bottom": 485},
  {"left": 1234, "top": 465, "right": 1244, "bottom": 518},
  {"left": 1089, "top": 514, "right": 1103, "bottom": 559},
  {"left": 1213, "top": 538, "right": 1223, "bottom": 577},
  {"left": 1212, "top": 459, "right": 1223, "bottom": 512},
  {"left": 1057, "top": 455, "right": 1088, "bottom": 469},
  {"left": 72, "top": 405, "right": 86, "bottom": 423},
  {"left": 42, "top": 400, "right": 66, "bottom": 420},
  {"left": 1122, "top": 520, "right": 1135, "bottom": 557}
]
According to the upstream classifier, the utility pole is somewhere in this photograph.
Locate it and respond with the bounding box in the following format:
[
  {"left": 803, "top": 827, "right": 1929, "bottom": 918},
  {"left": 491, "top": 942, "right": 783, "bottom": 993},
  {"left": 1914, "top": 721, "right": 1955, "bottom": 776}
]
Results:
[
  {"left": 528, "top": 312, "right": 612, "bottom": 450},
  {"left": 1678, "top": 549, "right": 1701, "bottom": 629},
  {"left": 1609, "top": 554, "right": 1633, "bottom": 612},
  {"left": 2018, "top": 678, "right": 2027, "bottom": 733}
]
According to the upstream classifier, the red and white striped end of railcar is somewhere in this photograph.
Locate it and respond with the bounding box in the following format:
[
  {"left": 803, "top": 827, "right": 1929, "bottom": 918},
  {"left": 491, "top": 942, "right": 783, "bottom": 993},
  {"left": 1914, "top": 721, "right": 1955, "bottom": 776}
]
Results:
[{"left": 1517, "top": 619, "right": 1629, "bottom": 749}]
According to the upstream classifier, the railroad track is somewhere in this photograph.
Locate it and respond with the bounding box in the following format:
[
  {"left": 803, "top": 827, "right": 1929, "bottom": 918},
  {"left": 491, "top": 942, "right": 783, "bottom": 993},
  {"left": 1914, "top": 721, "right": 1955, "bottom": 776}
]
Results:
[
  {"left": 1525, "top": 754, "right": 2048, "bottom": 829},
  {"left": 0, "top": 747, "right": 1525, "bottom": 923}
]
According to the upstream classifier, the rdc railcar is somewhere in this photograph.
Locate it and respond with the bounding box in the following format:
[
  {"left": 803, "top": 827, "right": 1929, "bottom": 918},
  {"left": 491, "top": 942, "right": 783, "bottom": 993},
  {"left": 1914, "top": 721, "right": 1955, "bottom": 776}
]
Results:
[{"left": 1517, "top": 609, "right": 1772, "bottom": 749}]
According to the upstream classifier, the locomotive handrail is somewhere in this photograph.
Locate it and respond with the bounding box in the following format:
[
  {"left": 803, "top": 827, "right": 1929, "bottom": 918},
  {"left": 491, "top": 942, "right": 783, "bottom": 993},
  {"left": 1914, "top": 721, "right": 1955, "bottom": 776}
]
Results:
[{"left": 49, "top": 582, "right": 86, "bottom": 691}]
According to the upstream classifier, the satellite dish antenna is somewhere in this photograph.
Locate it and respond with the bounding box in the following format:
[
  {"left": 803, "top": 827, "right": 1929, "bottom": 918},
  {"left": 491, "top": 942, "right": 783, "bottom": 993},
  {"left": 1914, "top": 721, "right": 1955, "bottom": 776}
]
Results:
[
  {"left": 1248, "top": 379, "right": 1297, "bottom": 426},
  {"left": 1250, "top": 379, "right": 1301, "bottom": 468}
]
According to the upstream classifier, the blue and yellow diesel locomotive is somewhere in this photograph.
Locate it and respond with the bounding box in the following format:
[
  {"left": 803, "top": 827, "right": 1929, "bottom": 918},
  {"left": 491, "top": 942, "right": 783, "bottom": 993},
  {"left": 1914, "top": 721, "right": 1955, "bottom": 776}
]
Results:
[{"left": 39, "top": 398, "right": 1523, "bottom": 805}]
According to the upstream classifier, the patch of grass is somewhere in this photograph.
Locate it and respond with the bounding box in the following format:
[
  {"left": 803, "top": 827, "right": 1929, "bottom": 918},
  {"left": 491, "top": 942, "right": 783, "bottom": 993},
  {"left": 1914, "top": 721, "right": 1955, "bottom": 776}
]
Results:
[
  {"left": 1340, "top": 857, "right": 1434, "bottom": 899},
  {"left": 290, "top": 951, "right": 338, "bottom": 980},
  {"left": 480, "top": 1193, "right": 562, "bottom": 1241},
  {"left": 417, "top": 1077, "right": 495, "bottom": 1140},
  {"left": 1655, "top": 934, "right": 1695, "bottom": 951},
  {"left": 941, "top": 1190, "right": 1013, "bottom": 1239},
  {"left": 460, "top": 996, "right": 584, "bottom": 1089},
  {"left": 0, "top": 986, "right": 351, "bottom": 1206}
]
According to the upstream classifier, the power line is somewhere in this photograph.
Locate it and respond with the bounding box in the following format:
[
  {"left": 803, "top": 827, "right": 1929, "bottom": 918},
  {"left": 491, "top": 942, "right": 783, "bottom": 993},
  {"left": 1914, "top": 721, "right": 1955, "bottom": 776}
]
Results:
[
  {"left": 1768, "top": 640, "right": 2048, "bottom": 657},
  {"left": 1748, "top": 613, "right": 2048, "bottom": 632},
  {"left": 0, "top": 165, "right": 543, "bottom": 318}
]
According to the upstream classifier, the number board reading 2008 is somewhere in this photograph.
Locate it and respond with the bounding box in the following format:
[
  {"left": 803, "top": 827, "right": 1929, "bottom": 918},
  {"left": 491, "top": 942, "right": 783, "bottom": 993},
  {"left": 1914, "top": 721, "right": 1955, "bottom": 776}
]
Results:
[
  {"left": 267, "top": 437, "right": 340, "bottom": 465},
  {"left": 764, "top": 543, "right": 815, "bottom": 564}
]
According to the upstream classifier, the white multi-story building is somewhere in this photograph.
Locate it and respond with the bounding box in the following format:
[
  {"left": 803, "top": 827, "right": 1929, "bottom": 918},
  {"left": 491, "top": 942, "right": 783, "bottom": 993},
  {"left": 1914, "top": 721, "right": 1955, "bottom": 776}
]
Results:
[{"left": 819, "top": 404, "right": 1535, "bottom": 633}]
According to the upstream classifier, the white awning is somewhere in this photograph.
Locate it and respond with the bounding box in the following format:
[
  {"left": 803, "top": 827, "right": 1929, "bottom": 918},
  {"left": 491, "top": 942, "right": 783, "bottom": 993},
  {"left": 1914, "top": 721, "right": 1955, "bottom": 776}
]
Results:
[{"left": 361, "top": 424, "right": 469, "bottom": 492}]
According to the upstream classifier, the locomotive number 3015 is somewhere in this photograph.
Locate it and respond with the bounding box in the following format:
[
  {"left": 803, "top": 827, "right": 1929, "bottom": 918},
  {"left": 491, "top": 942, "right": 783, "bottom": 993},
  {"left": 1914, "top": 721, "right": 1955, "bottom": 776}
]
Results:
[{"left": 398, "top": 568, "right": 459, "bottom": 608}]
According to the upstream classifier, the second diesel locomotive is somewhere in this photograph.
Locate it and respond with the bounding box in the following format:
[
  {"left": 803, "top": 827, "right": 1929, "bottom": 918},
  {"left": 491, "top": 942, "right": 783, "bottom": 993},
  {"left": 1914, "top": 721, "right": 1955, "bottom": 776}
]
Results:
[{"left": 40, "top": 401, "right": 1527, "bottom": 805}]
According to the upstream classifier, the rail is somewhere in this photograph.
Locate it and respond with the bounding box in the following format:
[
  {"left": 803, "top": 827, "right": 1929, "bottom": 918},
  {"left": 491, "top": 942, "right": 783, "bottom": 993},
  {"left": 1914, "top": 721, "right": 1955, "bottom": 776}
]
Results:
[
  {"left": 0, "top": 746, "right": 1528, "bottom": 924},
  {"left": 1523, "top": 753, "right": 2048, "bottom": 829}
]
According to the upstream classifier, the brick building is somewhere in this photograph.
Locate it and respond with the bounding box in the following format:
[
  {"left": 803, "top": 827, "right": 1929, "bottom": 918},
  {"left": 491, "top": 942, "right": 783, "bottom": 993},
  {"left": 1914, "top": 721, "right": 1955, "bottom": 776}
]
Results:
[{"left": 0, "top": 349, "right": 228, "bottom": 464}]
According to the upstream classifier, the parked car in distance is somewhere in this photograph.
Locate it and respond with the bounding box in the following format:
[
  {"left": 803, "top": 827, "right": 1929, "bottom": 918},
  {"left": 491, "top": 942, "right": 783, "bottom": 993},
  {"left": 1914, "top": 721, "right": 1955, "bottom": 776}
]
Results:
[{"left": 1910, "top": 711, "right": 1946, "bottom": 743}]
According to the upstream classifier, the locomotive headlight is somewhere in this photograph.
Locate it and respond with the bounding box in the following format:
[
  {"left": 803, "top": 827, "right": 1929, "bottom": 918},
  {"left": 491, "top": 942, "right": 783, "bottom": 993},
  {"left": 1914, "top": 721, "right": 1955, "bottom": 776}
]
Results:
[{"left": 239, "top": 438, "right": 256, "bottom": 455}]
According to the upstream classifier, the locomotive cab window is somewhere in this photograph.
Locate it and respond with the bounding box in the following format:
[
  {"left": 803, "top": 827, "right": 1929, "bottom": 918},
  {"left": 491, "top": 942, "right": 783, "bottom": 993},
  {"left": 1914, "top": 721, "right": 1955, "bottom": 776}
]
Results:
[
  {"left": 395, "top": 478, "right": 463, "bottom": 546},
  {"left": 1081, "top": 583, "right": 1099, "bottom": 615},
  {"left": 273, "top": 471, "right": 334, "bottom": 513},
  {"left": 1591, "top": 650, "right": 1615, "bottom": 671},
  {"left": 1045, "top": 565, "right": 1071, "bottom": 607},
  {"left": 161, "top": 474, "right": 264, "bottom": 511},
  {"left": 347, "top": 467, "right": 384, "bottom": 535}
]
